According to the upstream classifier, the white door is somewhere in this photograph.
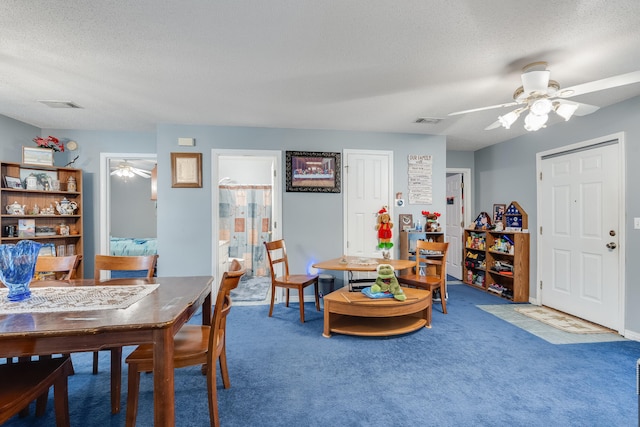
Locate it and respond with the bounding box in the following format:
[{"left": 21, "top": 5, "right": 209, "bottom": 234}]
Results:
[
  {"left": 445, "top": 173, "right": 463, "bottom": 279},
  {"left": 344, "top": 150, "right": 393, "bottom": 280},
  {"left": 539, "top": 141, "right": 621, "bottom": 330}
]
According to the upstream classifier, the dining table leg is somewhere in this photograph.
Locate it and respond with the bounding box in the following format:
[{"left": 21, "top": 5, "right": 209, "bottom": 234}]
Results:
[{"left": 153, "top": 327, "right": 175, "bottom": 426}]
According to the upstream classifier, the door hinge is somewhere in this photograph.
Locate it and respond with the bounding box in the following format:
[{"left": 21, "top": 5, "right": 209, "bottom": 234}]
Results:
[
  {"left": 540, "top": 226, "right": 542, "bottom": 235},
  {"left": 540, "top": 281, "right": 543, "bottom": 289},
  {"left": 539, "top": 171, "right": 542, "bottom": 180},
  {"left": 273, "top": 169, "right": 277, "bottom": 178}
]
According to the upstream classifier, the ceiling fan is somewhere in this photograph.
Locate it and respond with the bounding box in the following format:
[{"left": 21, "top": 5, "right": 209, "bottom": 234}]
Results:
[
  {"left": 449, "top": 62, "right": 640, "bottom": 131},
  {"left": 110, "top": 160, "right": 152, "bottom": 179}
]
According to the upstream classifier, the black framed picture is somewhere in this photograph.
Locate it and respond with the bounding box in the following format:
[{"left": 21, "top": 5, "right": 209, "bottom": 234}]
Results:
[{"left": 285, "top": 151, "right": 341, "bottom": 193}]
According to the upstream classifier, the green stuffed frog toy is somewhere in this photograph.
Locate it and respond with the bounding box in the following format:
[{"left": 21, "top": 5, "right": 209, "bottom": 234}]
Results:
[{"left": 371, "top": 264, "right": 406, "bottom": 301}]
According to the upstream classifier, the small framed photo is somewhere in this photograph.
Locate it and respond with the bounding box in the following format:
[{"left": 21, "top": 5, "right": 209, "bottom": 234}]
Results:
[
  {"left": 171, "top": 152, "right": 202, "bottom": 188},
  {"left": 399, "top": 214, "right": 413, "bottom": 231},
  {"left": 285, "top": 151, "right": 341, "bottom": 193},
  {"left": 38, "top": 243, "right": 56, "bottom": 257},
  {"left": 493, "top": 204, "right": 506, "bottom": 224},
  {"left": 3, "top": 176, "right": 23, "bottom": 189},
  {"left": 23, "top": 146, "right": 54, "bottom": 166}
]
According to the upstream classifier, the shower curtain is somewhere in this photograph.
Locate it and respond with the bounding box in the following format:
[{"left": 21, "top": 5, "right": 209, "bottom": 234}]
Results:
[{"left": 219, "top": 185, "right": 272, "bottom": 278}]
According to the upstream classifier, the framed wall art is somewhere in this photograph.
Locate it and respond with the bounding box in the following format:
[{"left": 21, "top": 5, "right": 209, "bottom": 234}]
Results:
[
  {"left": 171, "top": 152, "right": 202, "bottom": 188},
  {"left": 493, "top": 203, "right": 506, "bottom": 225},
  {"left": 3, "top": 176, "right": 22, "bottom": 189},
  {"left": 23, "top": 146, "right": 54, "bottom": 166},
  {"left": 285, "top": 151, "right": 341, "bottom": 193},
  {"left": 398, "top": 214, "right": 413, "bottom": 231}
]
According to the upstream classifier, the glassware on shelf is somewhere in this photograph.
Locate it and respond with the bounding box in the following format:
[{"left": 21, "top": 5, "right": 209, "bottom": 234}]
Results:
[{"left": 0, "top": 240, "right": 42, "bottom": 301}]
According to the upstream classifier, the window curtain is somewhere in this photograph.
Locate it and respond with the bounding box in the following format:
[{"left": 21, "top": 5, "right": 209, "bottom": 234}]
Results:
[{"left": 219, "top": 185, "right": 272, "bottom": 278}]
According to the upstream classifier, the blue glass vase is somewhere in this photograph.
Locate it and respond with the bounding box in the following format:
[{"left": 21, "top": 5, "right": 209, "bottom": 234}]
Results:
[{"left": 0, "top": 240, "right": 42, "bottom": 301}]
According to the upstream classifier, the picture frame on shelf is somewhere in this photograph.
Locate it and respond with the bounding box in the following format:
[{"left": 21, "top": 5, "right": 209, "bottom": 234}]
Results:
[
  {"left": 38, "top": 243, "right": 56, "bottom": 257},
  {"left": 285, "top": 151, "right": 341, "bottom": 193},
  {"left": 399, "top": 214, "right": 413, "bottom": 231},
  {"left": 171, "top": 152, "right": 202, "bottom": 188},
  {"left": 23, "top": 146, "right": 54, "bottom": 166},
  {"left": 493, "top": 204, "right": 506, "bottom": 225},
  {"left": 3, "top": 176, "right": 22, "bottom": 189}
]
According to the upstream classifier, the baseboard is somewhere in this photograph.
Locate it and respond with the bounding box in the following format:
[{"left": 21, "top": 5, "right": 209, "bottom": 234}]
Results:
[{"left": 624, "top": 329, "right": 640, "bottom": 342}]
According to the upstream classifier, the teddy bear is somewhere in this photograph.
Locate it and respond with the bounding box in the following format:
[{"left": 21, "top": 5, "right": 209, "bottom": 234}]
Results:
[
  {"left": 422, "top": 211, "right": 442, "bottom": 232},
  {"left": 371, "top": 264, "right": 406, "bottom": 301},
  {"left": 376, "top": 206, "right": 393, "bottom": 249}
]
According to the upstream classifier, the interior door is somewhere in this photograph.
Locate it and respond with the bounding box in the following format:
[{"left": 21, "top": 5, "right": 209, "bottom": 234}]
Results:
[
  {"left": 539, "top": 141, "right": 621, "bottom": 329},
  {"left": 344, "top": 149, "right": 393, "bottom": 281},
  {"left": 445, "top": 173, "right": 463, "bottom": 279}
]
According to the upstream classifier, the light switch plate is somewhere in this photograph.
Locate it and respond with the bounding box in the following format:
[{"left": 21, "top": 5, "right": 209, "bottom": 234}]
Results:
[
  {"left": 178, "top": 137, "right": 195, "bottom": 146},
  {"left": 634, "top": 217, "right": 640, "bottom": 229}
]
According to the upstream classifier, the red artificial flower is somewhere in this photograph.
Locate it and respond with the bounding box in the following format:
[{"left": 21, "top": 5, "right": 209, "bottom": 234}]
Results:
[{"left": 33, "top": 135, "right": 64, "bottom": 152}]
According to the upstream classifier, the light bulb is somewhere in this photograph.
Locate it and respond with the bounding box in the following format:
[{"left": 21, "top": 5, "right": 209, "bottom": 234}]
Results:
[
  {"left": 524, "top": 112, "right": 548, "bottom": 131},
  {"left": 555, "top": 102, "right": 578, "bottom": 121},
  {"left": 498, "top": 111, "right": 520, "bottom": 129},
  {"left": 530, "top": 98, "right": 553, "bottom": 116}
]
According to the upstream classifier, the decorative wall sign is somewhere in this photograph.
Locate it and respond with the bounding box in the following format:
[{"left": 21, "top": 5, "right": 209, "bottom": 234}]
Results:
[
  {"left": 407, "top": 154, "right": 433, "bottom": 204},
  {"left": 171, "top": 152, "right": 202, "bottom": 188}
]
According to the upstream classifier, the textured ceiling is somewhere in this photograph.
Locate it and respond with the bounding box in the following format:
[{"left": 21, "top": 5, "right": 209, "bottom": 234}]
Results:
[{"left": 1, "top": 1, "right": 639, "bottom": 151}]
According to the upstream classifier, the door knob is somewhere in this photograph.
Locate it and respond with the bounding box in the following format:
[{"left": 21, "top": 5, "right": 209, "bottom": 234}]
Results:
[{"left": 606, "top": 242, "right": 617, "bottom": 249}]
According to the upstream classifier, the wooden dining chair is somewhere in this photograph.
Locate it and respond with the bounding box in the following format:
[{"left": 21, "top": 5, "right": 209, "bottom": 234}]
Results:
[
  {"left": 124, "top": 268, "right": 245, "bottom": 427},
  {"left": 397, "top": 240, "right": 449, "bottom": 314},
  {"left": 93, "top": 254, "right": 158, "bottom": 414},
  {"left": 35, "top": 255, "right": 81, "bottom": 280},
  {"left": 264, "top": 239, "right": 320, "bottom": 323},
  {"left": 0, "top": 356, "right": 73, "bottom": 427}
]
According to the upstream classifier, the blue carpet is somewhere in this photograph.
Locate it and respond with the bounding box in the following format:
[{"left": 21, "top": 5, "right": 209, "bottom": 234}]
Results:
[{"left": 5, "top": 283, "right": 640, "bottom": 426}]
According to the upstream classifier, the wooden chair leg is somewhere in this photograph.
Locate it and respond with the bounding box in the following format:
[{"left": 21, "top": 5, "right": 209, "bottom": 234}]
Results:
[
  {"left": 219, "top": 346, "right": 231, "bottom": 389},
  {"left": 299, "top": 287, "right": 305, "bottom": 323},
  {"left": 314, "top": 281, "right": 320, "bottom": 311},
  {"left": 35, "top": 390, "right": 48, "bottom": 416},
  {"left": 440, "top": 286, "right": 447, "bottom": 314},
  {"left": 110, "top": 347, "right": 122, "bottom": 414},
  {"left": 206, "top": 359, "right": 220, "bottom": 427},
  {"left": 285, "top": 289, "right": 290, "bottom": 307},
  {"left": 125, "top": 366, "right": 141, "bottom": 427},
  {"left": 268, "top": 284, "right": 276, "bottom": 317}
]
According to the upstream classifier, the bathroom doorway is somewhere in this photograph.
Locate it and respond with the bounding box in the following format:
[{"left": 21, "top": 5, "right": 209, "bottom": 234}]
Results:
[{"left": 211, "top": 149, "right": 282, "bottom": 303}]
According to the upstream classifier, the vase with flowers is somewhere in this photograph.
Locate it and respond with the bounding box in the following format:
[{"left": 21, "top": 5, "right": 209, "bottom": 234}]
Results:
[
  {"left": 33, "top": 135, "right": 64, "bottom": 152},
  {"left": 421, "top": 211, "right": 442, "bottom": 232}
]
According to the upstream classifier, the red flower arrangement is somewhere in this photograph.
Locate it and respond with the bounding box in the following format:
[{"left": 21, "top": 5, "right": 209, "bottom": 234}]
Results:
[{"left": 33, "top": 135, "right": 64, "bottom": 152}]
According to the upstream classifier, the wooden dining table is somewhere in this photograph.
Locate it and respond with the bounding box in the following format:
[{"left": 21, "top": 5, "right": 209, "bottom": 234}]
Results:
[
  {"left": 0, "top": 276, "right": 214, "bottom": 427},
  {"left": 312, "top": 256, "right": 415, "bottom": 291}
]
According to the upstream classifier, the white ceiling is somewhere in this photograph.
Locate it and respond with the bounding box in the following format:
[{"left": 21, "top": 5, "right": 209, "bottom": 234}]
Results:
[{"left": 1, "top": 1, "right": 639, "bottom": 151}]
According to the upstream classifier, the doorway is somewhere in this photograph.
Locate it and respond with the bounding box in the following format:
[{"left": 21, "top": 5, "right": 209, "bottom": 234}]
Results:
[
  {"left": 536, "top": 133, "right": 625, "bottom": 332},
  {"left": 445, "top": 168, "right": 471, "bottom": 280},
  {"left": 99, "top": 153, "right": 157, "bottom": 265},
  {"left": 212, "top": 150, "right": 282, "bottom": 303}
]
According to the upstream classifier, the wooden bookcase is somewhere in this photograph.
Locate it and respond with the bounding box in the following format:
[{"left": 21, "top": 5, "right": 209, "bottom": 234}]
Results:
[
  {"left": 463, "top": 229, "right": 529, "bottom": 302},
  {"left": 1, "top": 161, "right": 84, "bottom": 277}
]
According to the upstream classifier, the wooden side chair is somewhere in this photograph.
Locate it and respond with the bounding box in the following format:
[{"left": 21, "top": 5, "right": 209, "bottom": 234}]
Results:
[
  {"left": 0, "top": 356, "right": 73, "bottom": 427},
  {"left": 397, "top": 240, "right": 449, "bottom": 314},
  {"left": 264, "top": 239, "right": 320, "bottom": 323},
  {"left": 35, "top": 255, "right": 81, "bottom": 280},
  {"left": 125, "top": 269, "right": 245, "bottom": 427},
  {"left": 93, "top": 254, "right": 158, "bottom": 414}
]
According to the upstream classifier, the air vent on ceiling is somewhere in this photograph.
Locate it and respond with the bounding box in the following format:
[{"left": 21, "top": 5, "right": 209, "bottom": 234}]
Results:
[
  {"left": 38, "top": 100, "right": 83, "bottom": 109},
  {"left": 415, "top": 117, "right": 442, "bottom": 124}
]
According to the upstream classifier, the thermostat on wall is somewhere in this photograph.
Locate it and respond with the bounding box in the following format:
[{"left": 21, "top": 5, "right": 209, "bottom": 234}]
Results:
[{"left": 178, "top": 137, "right": 195, "bottom": 146}]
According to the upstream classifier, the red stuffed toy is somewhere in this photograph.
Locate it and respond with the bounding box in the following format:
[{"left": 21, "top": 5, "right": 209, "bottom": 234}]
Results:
[{"left": 376, "top": 206, "right": 393, "bottom": 249}]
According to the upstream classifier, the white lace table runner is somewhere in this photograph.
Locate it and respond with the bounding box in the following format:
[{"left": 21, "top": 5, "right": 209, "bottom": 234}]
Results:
[{"left": 0, "top": 284, "right": 159, "bottom": 314}]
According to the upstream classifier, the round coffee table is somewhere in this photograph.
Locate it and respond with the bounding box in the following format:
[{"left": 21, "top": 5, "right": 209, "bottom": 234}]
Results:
[{"left": 322, "top": 286, "right": 431, "bottom": 338}]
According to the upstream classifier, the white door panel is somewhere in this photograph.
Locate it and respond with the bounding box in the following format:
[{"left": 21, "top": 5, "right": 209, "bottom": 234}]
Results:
[
  {"left": 345, "top": 150, "right": 392, "bottom": 281},
  {"left": 540, "top": 142, "right": 620, "bottom": 329},
  {"left": 446, "top": 173, "right": 463, "bottom": 279}
]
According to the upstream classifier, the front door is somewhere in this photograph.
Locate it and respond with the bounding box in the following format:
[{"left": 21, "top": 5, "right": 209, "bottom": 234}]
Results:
[
  {"left": 344, "top": 149, "right": 393, "bottom": 281},
  {"left": 539, "top": 139, "right": 622, "bottom": 330},
  {"left": 445, "top": 173, "right": 463, "bottom": 279}
]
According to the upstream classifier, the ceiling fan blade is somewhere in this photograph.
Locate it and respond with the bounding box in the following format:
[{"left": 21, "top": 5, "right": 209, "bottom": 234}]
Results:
[
  {"left": 131, "top": 168, "right": 151, "bottom": 178},
  {"left": 572, "top": 101, "right": 600, "bottom": 116},
  {"left": 110, "top": 170, "right": 119, "bottom": 176},
  {"left": 448, "top": 101, "right": 518, "bottom": 116},
  {"left": 558, "top": 70, "right": 640, "bottom": 98}
]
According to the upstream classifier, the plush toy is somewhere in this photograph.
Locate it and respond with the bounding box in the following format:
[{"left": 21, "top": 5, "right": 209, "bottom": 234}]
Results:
[
  {"left": 421, "top": 211, "right": 442, "bottom": 232},
  {"left": 376, "top": 206, "right": 393, "bottom": 249},
  {"left": 371, "top": 264, "right": 406, "bottom": 301}
]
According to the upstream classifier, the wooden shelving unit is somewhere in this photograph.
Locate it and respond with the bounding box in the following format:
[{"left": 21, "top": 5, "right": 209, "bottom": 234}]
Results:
[
  {"left": 1, "top": 161, "right": 84, "bottom": 277},
  {"left": 399, "top": 231, "right": 445, "bottom": 275},
  {"left": 463, "top": 229, "right": 529, "bottom": 302}
]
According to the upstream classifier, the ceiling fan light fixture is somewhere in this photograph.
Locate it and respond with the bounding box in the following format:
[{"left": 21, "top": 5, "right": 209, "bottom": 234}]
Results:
[
  {"left": 555, "top": 102, "right": 579, "bottom": 121},
  {"left": 530, "top": 98, "right": 553, "bottom": 115},
  {"left": 498, "top": 110, "right": 520, "bottom": 129},
  {"left": 524, "top": 112, "right": 548, "bottom": 131}
]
